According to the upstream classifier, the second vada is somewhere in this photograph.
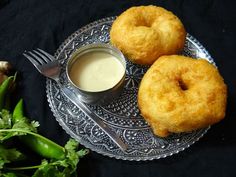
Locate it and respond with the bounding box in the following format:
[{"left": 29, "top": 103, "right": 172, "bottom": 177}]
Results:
[{"left": 138, "top": 55, "right": 227, "bottom": 137}]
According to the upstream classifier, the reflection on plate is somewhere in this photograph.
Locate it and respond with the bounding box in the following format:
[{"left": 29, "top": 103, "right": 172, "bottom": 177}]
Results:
[{"left": 46, "top": 17, "right": 213, "bottom": 161}]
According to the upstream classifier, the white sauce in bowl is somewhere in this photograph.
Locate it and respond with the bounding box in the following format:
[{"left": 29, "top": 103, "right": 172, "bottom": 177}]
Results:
[{"left": 69, "top": 52, "right": 125, "bottom": 92}]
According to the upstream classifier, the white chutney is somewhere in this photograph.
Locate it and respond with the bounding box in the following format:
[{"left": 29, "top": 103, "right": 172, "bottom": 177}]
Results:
[{"left": 69, "top": 51, "right": 125, "bottom": 92}]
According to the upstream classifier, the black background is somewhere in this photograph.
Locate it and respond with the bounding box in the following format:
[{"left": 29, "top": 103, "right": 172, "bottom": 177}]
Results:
[{"left": 1, "top": 0, "right": 236, "bottom": 177}]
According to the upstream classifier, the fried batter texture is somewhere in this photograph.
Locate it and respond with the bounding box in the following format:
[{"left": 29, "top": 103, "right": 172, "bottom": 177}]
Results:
[
  {"left": 110, "top": 5, "right": 186, "bottom": 65},
  {"left": 138, "top": 55, "right": 227, "bottom": 137}
]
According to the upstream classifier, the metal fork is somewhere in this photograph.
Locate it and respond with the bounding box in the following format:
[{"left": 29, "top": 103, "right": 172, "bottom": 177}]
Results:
[{"left": 23, "top": 48, "right": 128, "bottom": 152}]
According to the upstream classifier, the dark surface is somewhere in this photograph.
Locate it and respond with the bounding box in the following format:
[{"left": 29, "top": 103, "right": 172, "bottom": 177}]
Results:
[{"left": 1, "top": 0, "right": 236, "bottom": 176}]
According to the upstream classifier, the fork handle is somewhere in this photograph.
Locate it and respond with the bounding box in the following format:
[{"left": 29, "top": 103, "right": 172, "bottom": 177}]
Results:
[{"left": 61, "top": 86, "right": 128, "bottom": 152}]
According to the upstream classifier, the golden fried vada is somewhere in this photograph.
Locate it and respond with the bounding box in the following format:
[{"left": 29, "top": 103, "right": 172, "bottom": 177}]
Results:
[
  {"left": 138, "top": 55, "right": 227, "bottom": 137},
  {"left": 110, "top": 5, "right": 186, "bottom": 65}
]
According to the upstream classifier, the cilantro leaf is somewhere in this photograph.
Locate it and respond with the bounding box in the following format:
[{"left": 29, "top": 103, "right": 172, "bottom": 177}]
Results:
[
  {"left": 0, "top": 145, "right": 24, "bottom": 169},
  {"left": 0, "top": 110, "right": 12, "bottom": 129},
  {"left": 30, "top": 139, "right": 89, "bottom": 177},
  {"left": 0, "top": 108, "right": 39, "bottom": 142},
  {"left": 12, "top": 117, "right": 38, "bottom": 133},
  {"left": 65, "top": 139, "right": 89, "bottom": 171},
  {"left": 33, "top": 159, "right": 66, "bottom": 177}
]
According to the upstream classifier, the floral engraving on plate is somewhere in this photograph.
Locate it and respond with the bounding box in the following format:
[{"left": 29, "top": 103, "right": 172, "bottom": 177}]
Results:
[{"left": 46, "top": 17, "right": 212, "bottom": 161}]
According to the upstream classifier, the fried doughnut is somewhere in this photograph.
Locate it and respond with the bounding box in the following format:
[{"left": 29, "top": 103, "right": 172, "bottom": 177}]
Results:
[
  {"left": 138, "top": 55, "right": 227, "bottom": 137},
  {"left": 110, "top": 5, "right": 186, "bottom": 65}
]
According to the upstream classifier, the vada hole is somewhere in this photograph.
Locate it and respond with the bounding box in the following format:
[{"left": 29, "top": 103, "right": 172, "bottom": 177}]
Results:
[
  {"left": 178, "top": 79, "right": 188, "bottom": 91},
  {"left": 135, "top": 19, "right": 152, "bottom": 28}
]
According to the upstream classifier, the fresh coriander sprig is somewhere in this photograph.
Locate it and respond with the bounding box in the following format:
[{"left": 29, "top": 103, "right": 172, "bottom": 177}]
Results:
[{"left": 0, "top": 75, "right": 89, "bottom": 177}]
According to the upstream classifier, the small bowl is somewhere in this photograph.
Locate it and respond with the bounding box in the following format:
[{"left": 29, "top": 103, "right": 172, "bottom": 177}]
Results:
[{"left": 66, "top": 43, "right": 126, "bottom": 105}]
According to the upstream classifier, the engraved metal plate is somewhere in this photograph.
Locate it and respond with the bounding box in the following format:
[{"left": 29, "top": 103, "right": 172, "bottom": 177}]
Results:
[{"left": 46, "top": 17, "right": 213, "bottom": 161}]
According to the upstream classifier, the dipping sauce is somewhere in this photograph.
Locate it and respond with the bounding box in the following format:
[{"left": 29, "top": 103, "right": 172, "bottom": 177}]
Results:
[{"left": 69, "top": 51, "right": 125, "bottom": 92}]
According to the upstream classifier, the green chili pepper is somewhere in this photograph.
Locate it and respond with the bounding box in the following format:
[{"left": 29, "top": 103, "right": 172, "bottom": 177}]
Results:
[
  {"left": 12, "top": 98, "right": 24, "bottom": 123},
  {"left": 2, "top": 73, "right": 17, "bottom": 110},
  {"left": 20, "top": 133, "right": 66, "bottom": 160},
  {"left": 12, "top": 99, "right": 66, "bottom": 160},
  {"left": 0, "top": 76, "right": 14, "bottom": 110}
]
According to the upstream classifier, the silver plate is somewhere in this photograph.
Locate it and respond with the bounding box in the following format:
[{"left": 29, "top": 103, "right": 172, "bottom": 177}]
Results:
[{"left": 46, "top": 17, "right": 214, "bottom": 161}]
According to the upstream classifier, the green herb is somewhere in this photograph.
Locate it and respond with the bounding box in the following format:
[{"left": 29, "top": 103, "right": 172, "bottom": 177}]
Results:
[
  {"left": 0, "top": 145, "right": 25, "bottom": 168},
  {"left": 0, "top": 75, "right": 89, "bottom": 177}
]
